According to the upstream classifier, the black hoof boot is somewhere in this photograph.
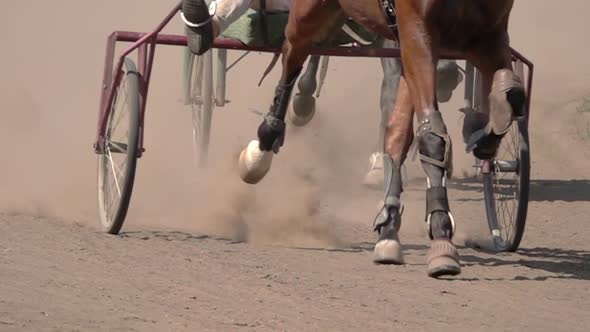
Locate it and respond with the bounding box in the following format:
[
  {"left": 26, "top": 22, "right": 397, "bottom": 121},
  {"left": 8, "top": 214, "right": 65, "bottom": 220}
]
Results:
[
  {"left": 182, "top": 0, "right": 214, "bottom": 56},
  {"left": 460, "top": 109, "right": 500, "bottom": 160},
  {"left": 257, "top": 114, "right": 286, "bottom": 153}
]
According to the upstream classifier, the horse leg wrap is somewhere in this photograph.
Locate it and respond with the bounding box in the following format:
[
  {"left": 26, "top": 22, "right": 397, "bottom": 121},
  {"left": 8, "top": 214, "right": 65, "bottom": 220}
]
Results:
[
  {"left": 257, "top": 68, "right": 301, "bottom": 152},
  {"left": 373, "top": 154, "right": 403, "bottom": 240},
  {"left": 181, "top": 0, "right": 214, "bottom": 56},
  {"left": 425, "top": 186, "right": 455, "bottom": 239},
  {"left": 416, "top": 112, "right": 455, "bottom": 239},
  {"left": 417, "top": 112, "right": 453, "bottom": 180}
]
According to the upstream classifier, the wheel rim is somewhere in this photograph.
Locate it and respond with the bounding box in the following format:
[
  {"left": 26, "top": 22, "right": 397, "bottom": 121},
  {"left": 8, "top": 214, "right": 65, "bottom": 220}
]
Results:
[
  {"left": 99, "top": 71, "right": 133, "bottom": 229},
  {"left": 487, "top": 120, "right": 523, "bottom": 250}
]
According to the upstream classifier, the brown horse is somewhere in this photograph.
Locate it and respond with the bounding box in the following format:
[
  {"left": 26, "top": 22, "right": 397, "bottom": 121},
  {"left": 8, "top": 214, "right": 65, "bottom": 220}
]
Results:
[{"left": 237, "top": 0, "right": 526, "bottom": 278}]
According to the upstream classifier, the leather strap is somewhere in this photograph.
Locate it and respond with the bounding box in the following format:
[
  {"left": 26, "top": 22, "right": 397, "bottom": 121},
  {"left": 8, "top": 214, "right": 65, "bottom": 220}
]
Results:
[{"left": 381, "top": 0, "right": 398, "bottom": 35}]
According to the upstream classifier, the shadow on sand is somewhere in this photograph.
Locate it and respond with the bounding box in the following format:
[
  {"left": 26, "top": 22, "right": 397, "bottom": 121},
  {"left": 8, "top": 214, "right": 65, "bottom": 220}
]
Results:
[
  {"left": 448, "top": 178, "right": 590, "bottom": 202},
  {"left": 455, "top": 246, "right": 590, "bottom": 281}
]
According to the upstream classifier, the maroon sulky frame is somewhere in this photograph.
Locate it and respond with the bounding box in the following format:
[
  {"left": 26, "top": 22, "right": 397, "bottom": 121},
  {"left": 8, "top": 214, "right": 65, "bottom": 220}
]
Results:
[{"left": 94, "top": 1, "right": 534, "bottom": 157}]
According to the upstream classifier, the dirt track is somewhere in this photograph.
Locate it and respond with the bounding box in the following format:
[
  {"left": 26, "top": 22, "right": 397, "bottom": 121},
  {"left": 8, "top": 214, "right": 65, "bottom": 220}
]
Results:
[{"left": 1, "top": 1, "right": 589, "bottom": 331}]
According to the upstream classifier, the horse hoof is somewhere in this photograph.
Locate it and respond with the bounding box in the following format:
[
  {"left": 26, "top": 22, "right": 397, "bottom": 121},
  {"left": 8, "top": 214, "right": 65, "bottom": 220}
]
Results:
[
  {"left": 489, "top": 69, "right": 526, "bottom": 136},
  {"left": 461, "top": 109, "right": 489, "bottom": 144},
  {"left": 288, "top": 94, "right": 316, "bottom": 127},
  {"left": 373, "top": 239, "right": 404, "bottom": 265},
  {"left": 426, "top": 239, "right": 461, "bottom": 278},
  {"left": 362, "top": 152, "right": 384, "bottom": 190},
  {"left": 238, "top": 140, "right": 273, "bottom": 184}
]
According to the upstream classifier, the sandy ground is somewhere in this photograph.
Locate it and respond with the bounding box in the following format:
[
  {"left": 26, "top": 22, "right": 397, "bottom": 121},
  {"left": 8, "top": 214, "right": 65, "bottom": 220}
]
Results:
[{"left": 1, "top": 0, "right": 589, "bottom": 331}]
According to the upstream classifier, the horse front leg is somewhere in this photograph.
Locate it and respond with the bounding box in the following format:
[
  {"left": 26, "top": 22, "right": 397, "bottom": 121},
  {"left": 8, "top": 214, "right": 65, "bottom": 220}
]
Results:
[
  {"left": 238, "top": 37, "right": 305, "bottom": 184},
  {"left": 373, "top": 75, "right": 413, "bottom": 264},
  {"left": 238, "top": 1, "right": 344, "bottom": 184},
  {"left": 363, "top": 39, "right": 403, "bottom": 189},
  {"left": 396, "top": 4, "right": 460, "bottom": 277},
  {"left": 465, "top": 29, "right": 526, "bottom": 160}
]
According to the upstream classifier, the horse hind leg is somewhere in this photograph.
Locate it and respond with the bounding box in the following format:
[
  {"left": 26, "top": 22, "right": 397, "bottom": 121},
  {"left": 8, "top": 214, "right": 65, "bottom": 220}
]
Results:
[
  {"left": 238, "top": 2, "right": 344, "bottom": 184},
  {"left": 237, "top": 45, "right": 302, "bottom": 184},
  {"left": 373, "top": 75, "right": 413, "bottom": 265},
  {"left": 465, "top": 31, "right": 526, "bottom": 160},
  {"left": 288, "top": 55, "right": 321, "bottom": 127}
]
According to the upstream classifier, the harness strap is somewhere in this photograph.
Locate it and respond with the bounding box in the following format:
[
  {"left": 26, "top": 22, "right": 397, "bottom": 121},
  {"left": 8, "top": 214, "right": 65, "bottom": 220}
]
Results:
[
  {"left": 381, "top": 0, "right": 398, "bottom": 35},
  {"left": 416, "top": 112, "right": 452, "bottom": 171}
]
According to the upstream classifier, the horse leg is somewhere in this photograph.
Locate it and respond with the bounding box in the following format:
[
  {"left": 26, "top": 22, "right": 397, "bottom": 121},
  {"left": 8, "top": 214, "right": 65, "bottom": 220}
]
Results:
[
  {"left": 363, "top": 39, "right": 403, "bottom": 189},
  {"left": 288, "top": 55, "right": 321, "bottom": 127},
  {"left": 238, "top": 1, "right": 345, "bottom": 184},
  {"left": 373, "top": 75, "right": 414, "bottom": 264},
  {"left": 396, "top": 4, "right": 460, "bottom": 277},
  {"left": 465, "top": 29, "right": 526, "bottom": 160}
]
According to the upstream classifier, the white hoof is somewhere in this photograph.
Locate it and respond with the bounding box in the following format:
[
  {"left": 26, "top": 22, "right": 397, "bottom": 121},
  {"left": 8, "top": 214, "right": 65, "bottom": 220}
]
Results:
[
  {"left": 362, "top": 152, "right": 385, "bottom": 189},
  {"left": 238, "top": 140, "right": 273, "bottom": 184},
  {"left": 373, "top": 239, "right": 404, "bottom": 265},
  {"left": 363, "top": 169, "right": 384, "bottom": 190}
]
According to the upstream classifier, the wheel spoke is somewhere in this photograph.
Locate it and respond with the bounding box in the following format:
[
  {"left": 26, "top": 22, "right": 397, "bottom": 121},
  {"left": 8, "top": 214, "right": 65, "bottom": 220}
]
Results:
[
  {"left": 491, "top": 121, "right": 521, "bottom": 245},
  {"left": 106, "top": 148, "right": 122, "bottom": 198},
  {"left": 111, "top": 79, "right": 129, "bottom": 133}
]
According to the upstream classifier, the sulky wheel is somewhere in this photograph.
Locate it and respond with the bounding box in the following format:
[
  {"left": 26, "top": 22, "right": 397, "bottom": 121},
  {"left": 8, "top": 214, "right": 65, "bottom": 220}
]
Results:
[
  {"left": 461, "top": 62, "right": 484, "bottom": 178},
  {"left": 97, "top": 58, "right": 141, "bottom": 235},
  {"left": 183, "top": 44, "right": 214, "bottom": 168},
  {"left": 482, "top": 60, "right": 530, "bottom": 252}
]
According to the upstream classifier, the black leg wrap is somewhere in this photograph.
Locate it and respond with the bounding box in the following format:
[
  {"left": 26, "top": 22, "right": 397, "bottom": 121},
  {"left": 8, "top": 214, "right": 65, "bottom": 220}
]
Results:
[
  {"left": 258, "top": 113, "right": 286, "bottom": 153},
  {"left": 416, "top": 112, "right": 455, "bottom": 240},
  {"left": 373, "top": 155, "right": 403, "bottom": 240},
  {"left": 257, "top": 68, "right": 302, "bottom": 152},
  {"left": 416, "top": 112, "right": 453, "bottom": 179},
  {"left": 425, "top": 186, "right": 454, "bottom": 239}
]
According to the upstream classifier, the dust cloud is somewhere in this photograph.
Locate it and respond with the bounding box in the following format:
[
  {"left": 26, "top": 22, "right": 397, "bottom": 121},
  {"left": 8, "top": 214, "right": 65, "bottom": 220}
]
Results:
[
  {"left": 2, "top": 0, "right": 588, "bottom": 249},
  {"left": 0, "top": 0, "right": 390, "bottom": 248}
]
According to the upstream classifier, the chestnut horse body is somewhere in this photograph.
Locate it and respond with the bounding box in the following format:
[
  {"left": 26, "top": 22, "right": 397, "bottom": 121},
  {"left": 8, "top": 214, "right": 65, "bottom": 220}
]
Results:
[{"left": 238, "top": 0, "right": 526, "bottom": 277}]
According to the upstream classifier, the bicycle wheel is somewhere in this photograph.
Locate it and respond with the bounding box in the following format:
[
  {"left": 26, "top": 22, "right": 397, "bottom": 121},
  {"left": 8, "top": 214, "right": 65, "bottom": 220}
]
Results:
[
  {"left": 483, "top": 62, "right": 530, "bottom": 252},
  {"left": 97, "top": 58, "right": 141, "bottom": 234},
  {"left": 183, "top": 46, "right": 214, "bottom": 168}
]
